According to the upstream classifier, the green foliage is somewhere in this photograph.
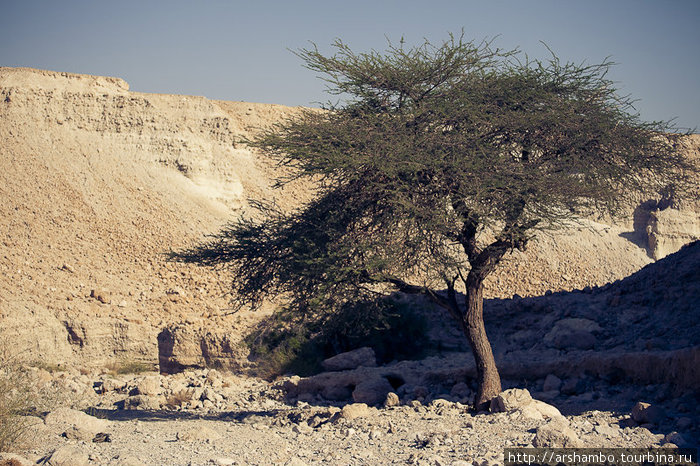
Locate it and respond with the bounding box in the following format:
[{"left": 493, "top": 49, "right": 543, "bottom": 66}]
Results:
[
  {"left": 246, "top": 297, "right": 431, "bottom": 379},
  {"left": 181, "top": 33, "right": 694, "bottom": 317},
  {"left": 176, "top": 33, "right": 697, "bottom": 400}
]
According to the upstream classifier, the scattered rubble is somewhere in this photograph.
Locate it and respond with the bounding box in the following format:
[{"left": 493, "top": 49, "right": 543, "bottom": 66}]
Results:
[{"left": 4, "top": 365, "right": 695, "bottom": 465}]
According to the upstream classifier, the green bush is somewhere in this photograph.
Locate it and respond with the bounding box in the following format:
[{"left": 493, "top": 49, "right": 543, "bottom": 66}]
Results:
[{"left": 246, "top": 296, "right": 432, "bottom": 379}]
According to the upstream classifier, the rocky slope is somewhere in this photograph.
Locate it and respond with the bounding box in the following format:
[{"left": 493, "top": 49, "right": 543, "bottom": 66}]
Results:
[
  {"left": 0, "top": 67, "right": 306, "bottom": 369},
  {"left": 0, "top": 67, "right": 698, "bottom": 372},
  {"left": 5, "top": 243, "right": 692, "bottom": 465},
  {"left": 1, "top": 66, "right": 699, "bottom": 466}
]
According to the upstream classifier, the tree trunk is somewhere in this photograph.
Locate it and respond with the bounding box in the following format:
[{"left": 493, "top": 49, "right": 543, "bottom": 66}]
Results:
[{"left": 463, "top": 272, "right": 501, "bottom": 411}]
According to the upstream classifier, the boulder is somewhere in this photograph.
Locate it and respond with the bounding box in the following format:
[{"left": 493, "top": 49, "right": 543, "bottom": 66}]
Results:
[
  {"left": 157, "top": 326, "right": 244, "bottom": 374},
  {"left": 44, "top": 408, "right": 110, "bottom": 435},
  {"left": 320, "top": 383, "right": 353, "bottom": 401},
  {"left": 542, "top": 374, "right": 562, "bottom": 392},
  {"left": 44, "top": 446, "right": 89, "bottom": 466},
  {"left": 492, "top": 388, "right": 564, "bottom": 422},
  {"left": 102, "top": 377, "right": 128, "bottom": 393},
  {"left": 384, "top": 392, "right": 400, "bottom": 408},
  {"left": 530, "top": 400, "right": 564, "bottom": 421},
  {"left": 352, "top": 377, "right": 394, "bottom": 405},
  {"left": 663, "top": 431, "right": 689, "bottom": 448},
  {"left": 340, "top": 403, "right": 371, "bottom": 421},
  {"left": 135, "top": 375, "right": 162, "bottom": 396},
  {"left": 490, "top": 388, "right": 533, "bottom": 412},
  {"left": 62, "top": 425, "right": 96, "bottom": 442},
  {"left": 322, "top": 347, "right": 377, "bottom": 372},
  {"left": 647, "top": 207, "right": 700, "bottom": 260},
  {"left": 544, "top": 318, "right": 601, "bottom": 350},
  {"left": 532, "top": 419, "right": 582, "bottom": 448},
  {"left": 631, "top": 401, "right": 666, "bottom": 425}
]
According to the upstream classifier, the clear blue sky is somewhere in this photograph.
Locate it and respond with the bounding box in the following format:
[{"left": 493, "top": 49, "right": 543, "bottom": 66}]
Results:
[{"left": 2, "top": 0, "right": 698, "bottom": 130}]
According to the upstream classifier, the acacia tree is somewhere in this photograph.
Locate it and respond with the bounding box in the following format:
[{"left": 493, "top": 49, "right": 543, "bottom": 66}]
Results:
[{"left": 190, "top": 35, "right": 693, "bottom": 409}]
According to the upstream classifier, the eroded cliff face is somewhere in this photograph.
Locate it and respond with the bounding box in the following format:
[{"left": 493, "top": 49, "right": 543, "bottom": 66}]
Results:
[
  {"left": 0, "top": 67, "right": 697, "bottom": 369},
  {"left": 0, "top": 67, "right": 304, "bottom": 368}
]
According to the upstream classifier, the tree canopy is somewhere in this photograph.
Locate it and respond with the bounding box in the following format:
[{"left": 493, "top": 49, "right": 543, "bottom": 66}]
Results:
[{"left": 182, "top": 34, "right": 695, "bottom": 409}]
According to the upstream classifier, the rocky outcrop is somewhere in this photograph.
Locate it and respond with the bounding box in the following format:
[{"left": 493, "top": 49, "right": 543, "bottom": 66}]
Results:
[
  {"left": 647, "top": 206, "right": 700, "bottom": 259},
  {"left": 321, "top": 347, "right": 377, "bottom": 372},
  {"left": 157, "top": 325, "right": 248, "bottom": 374}
]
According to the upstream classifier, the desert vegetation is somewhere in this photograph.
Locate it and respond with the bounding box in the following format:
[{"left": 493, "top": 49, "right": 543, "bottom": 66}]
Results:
[{"left": 182, "top": 34, "right": 696, "bottom": 409}]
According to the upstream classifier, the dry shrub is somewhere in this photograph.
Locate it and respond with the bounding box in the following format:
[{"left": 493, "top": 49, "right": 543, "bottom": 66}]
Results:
[
  {"left": 104, "top": 360, "right": 154, "bottom": 376},
  {"left": 165, "top": 389, "right": 193, "bottom": 409},
  {"left": 0, "top": 459, "right": 24, "bottom": 466},
  {"left": 0, "top": 345, "right": 75, "bottom": 452},
  {"left": 0, "top": 348, "right": 37, "bottom": 452}
]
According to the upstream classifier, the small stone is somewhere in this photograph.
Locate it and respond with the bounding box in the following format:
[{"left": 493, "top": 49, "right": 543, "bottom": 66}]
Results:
[
  {"left": 490, "top": 388, "right": 533, "bottom": 412},
  {"left": 340, "top": 403, "right": 370, "bottom": 421},
  {"left": 663, "top": 431, "right": 688, "bottom": 447},
  {"left": 384, "top": 392, "right": 400, "bottom": 408},
  {"left": 631, "top": 402, "right": 666, "bottom": 424},
  {"left": 212, "top": 458, "right": 236, "bottom": 466},
  {"left": 284, "top": 458, "right": 308, "bottom": 466},
  {"left": 62, "top": 425, "right": 94, "bottom": 441},
  {"left": 90, "top": 289, "right": 111, "bottom": 304},
  {"left": 292, "top": 423, "right": 313, "bottom": 434},
  {"left": 92, "top": 432, "right": 111, "bottom": 443},
  {"left": 532, "top": 419, "right": 582, "bottom": 448},
  {"left": 61, "top": 263, "right": 75, "bottom": 273}
]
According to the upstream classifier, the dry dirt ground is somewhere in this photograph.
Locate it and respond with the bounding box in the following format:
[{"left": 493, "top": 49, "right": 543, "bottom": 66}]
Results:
[{"left": 1, "top": 67, "right": 698, "bottom": 465}]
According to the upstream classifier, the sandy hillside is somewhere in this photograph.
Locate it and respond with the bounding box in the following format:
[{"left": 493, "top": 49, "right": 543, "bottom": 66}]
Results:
[
  {"left": 0, "top": 67, "right": 697, "bottom": 370},
  {"left": 0, "top": 67, "right": 308, "bottom": 368}
]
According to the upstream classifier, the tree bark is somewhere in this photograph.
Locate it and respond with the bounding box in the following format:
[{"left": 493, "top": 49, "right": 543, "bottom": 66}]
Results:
[{"left": 463, "top": 271, "right": 501, "bottom": 411}]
